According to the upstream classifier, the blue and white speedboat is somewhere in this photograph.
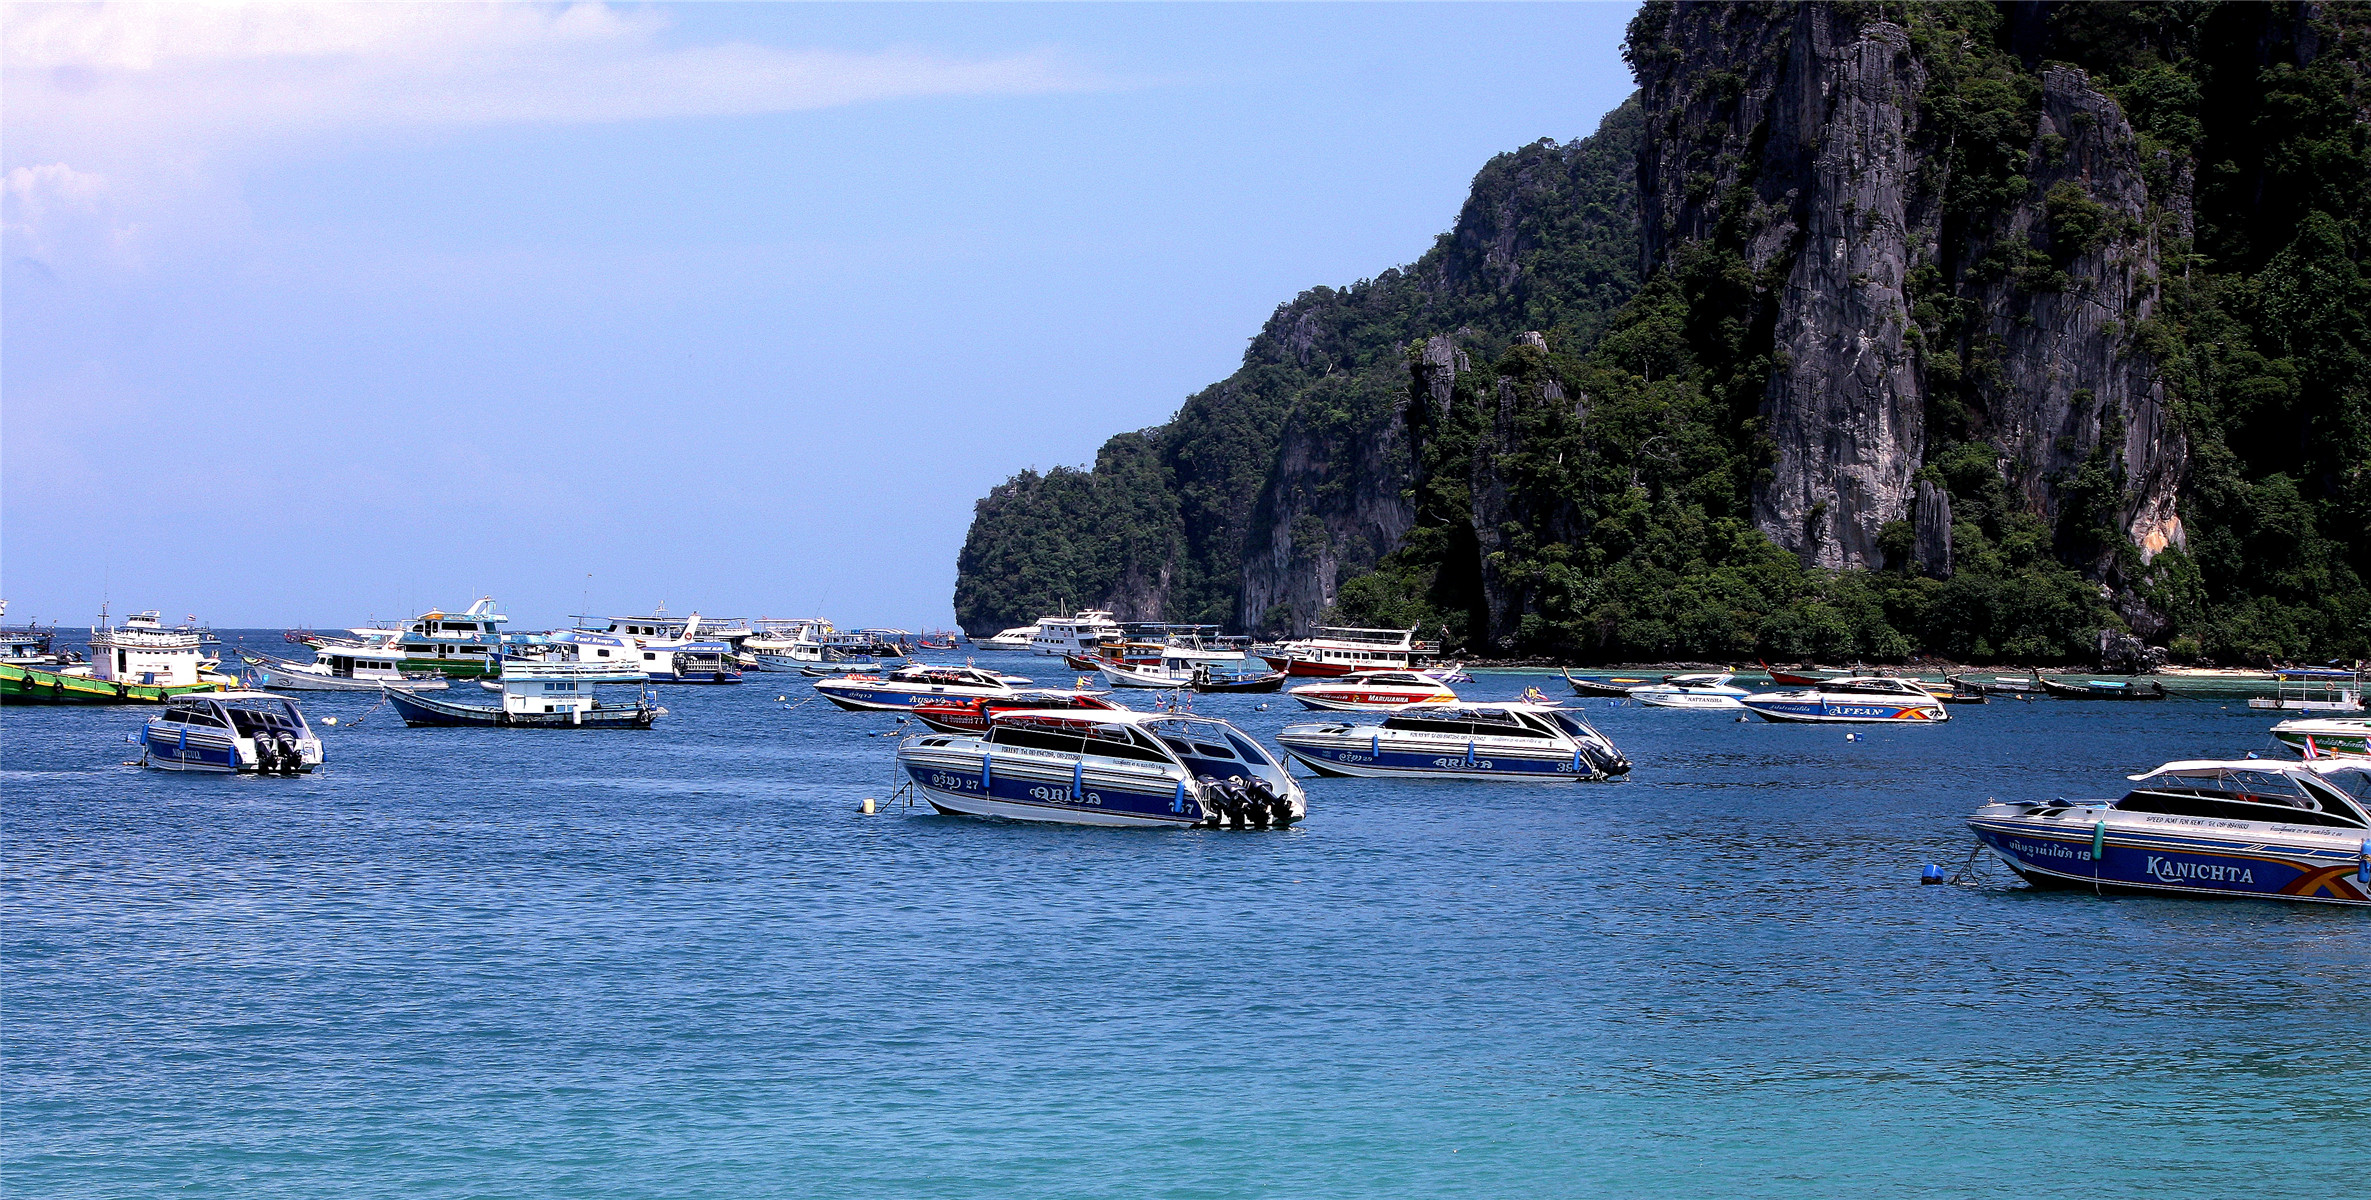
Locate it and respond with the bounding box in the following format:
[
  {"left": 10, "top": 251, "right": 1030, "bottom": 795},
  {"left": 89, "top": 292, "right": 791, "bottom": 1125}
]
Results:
[
  {"left": 140, "top": 691, "right": 322, "bottom": 773},
  {"left": 1741, "top": 676, "right": 1948, "bottom": 723},
  {"left": 815, "top": 664, "right": 1031, "bottom": 712},
  {"left": 896, "top": 709, "right": 1304, "bottom": 828},
  {"left": 1968, "top": 758, "right": 2371, "bottom": 905},
  {"left": 1274, "top": 702, "right": 1629, "bottom": 781}
]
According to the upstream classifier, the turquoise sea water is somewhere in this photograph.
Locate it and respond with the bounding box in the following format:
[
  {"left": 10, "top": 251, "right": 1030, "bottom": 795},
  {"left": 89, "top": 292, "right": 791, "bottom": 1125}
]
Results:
[{"left": 6, "top": 637, "right": 2366, "bottom": 1197}]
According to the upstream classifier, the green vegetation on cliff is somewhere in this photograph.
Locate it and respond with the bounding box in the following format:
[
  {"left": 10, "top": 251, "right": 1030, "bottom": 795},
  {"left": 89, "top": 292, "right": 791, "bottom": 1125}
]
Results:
[
  {"left": 1333, "top": 1, "right": 2368, "bottom": 666},
  {"left": 954, "top": 101, "right": 1645, "bottom": 633}
]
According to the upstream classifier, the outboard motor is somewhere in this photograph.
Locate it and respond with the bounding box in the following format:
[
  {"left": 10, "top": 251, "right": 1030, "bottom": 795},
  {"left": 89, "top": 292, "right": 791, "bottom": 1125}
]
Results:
[
  {"left": 1218, "top": 776, "right": 1252, "bottom": 829},
  {"left": 1246, "top": 777, "right": 1291, "bottom": 827},
  {"left": 1195, "top": 774, "right": 1227, "bottom": 828},
  {"left": 275, "top": 733, "right": 304, "bottom": 774}
]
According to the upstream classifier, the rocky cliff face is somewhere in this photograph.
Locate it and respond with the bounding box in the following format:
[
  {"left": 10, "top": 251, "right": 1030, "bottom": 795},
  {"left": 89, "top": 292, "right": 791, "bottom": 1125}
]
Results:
[{"left": 1631, "top": 3, "right": 2185, "bottom": 575}]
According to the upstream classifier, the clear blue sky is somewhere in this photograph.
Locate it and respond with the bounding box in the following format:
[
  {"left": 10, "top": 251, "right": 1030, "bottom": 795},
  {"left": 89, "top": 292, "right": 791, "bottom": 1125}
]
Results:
[{"left": 3, "top": 2, "right": 1638, "bottom": 631}]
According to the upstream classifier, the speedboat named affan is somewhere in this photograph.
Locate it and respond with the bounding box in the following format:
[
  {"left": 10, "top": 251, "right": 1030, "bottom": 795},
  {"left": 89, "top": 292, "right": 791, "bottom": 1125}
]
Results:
[
  {"left": 1968, "top": 758, "right": 2371, "bottom": 905},
  {"left": 1741, "top": 676, "right": 1948, "bottom": 723}
]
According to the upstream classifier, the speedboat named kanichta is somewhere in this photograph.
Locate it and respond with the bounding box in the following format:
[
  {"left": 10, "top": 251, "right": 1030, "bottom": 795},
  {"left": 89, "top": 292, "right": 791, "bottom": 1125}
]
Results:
[
  {"left": 1275, "top": 702, "right": 1629, "bottom": 781},
  {"left": 897, "top": 709, "right": 1304, "bottom": 828},
  {"left": 1967, "top": 758, "right": 2371, "bottom": 906}
]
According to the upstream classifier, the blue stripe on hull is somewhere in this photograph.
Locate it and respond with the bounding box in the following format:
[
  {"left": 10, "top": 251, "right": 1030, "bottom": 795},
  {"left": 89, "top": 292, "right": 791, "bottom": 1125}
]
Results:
[
  {"left": 904, "top": 761, "right": 1202, "bottom": 825},
  {"left": 1972, "top": 825, "right": 2371, "bottom": 905},
  {"left": 1281, "top": 741, "right": 1593, "bottom": 779}
]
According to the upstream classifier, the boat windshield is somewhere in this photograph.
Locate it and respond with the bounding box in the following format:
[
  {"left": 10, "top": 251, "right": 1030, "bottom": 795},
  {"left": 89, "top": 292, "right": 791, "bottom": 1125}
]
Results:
[
  {"left": 2316, "top": 767, "right": 2371, "bottom": 804},
  {"left": 220, "top": 698, "right": 305, "bottom": 736},
  {"left": 1546, "top": 712, "right": 1600, "bottom": 739},
  {"left": 1382, "top": 708, "right": 1556, "bottom": 738}
]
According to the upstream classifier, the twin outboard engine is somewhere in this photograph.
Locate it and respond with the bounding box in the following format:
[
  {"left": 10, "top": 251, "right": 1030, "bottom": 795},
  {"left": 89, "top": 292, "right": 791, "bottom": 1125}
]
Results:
[
  {"left": 1193, "top": 773, "right": 1294, "bottom": 829},
  {"left": 254, "top": 731, "right": 303, "bottom": 774}
]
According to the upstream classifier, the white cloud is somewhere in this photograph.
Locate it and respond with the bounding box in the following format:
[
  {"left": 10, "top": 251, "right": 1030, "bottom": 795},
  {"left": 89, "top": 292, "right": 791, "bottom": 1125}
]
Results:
[
  {"left": 0, "top": 3, "right": 1103, "bottom": 270},
  {"left": 3, "top": 4, "right": 1098, "bottom": 149}
]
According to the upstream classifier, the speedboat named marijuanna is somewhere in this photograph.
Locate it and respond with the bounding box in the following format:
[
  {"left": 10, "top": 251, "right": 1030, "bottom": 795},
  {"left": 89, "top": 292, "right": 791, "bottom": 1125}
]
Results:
[
  {"left": 1287, "top": 670, "right": 1459, "bottom": 712},
  {"left": 1967, "top": 758, "right": 2371, "bottom": 905},
  {"left": 1275, "top": 702, "right": 1629, "bottom": 781}
]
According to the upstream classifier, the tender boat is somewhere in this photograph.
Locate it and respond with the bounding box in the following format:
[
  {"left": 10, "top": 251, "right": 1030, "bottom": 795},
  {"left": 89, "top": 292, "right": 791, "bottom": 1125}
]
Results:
[
  {"left": 813, "top": 664, "right": 1032, "bottom": 712},
  {"left": 2037, "top": 675, "right": 2169, "bottom": 700},
  {"left": 1275, "top": 702, "right": 1629, "bottom": 781},
  {"left": 1563, "top": 669, "right": 1657, "bottom": 698},
  {"left": 2248, "top": 668, "right": 2366, "bottom": 713},
  {"left": 239, "top": 649, "right": 448, "bottom": 692},
  {"left": 1758, "top": 661, "right": 1835, "bottom": 687},
  {"left": 1740, "top": 676, "right": 1950, "bottom": 723},
  {"left": 896, "top": 709, "right": 1305, "bottom": 828},
  {"left": 909, "top": 689, "right": 1125, "bottom": 735},
  {"left": 1967, "top": 758, "right": 2371, "bottom": 905},
  {"left": 139, "top": 692, "right": 322, "bottom": 773},
  {"left": 1191, "top": 670, "right": 1287, "bottom": 693},
  {"left": 1096, "top": 655, "right": 1203, "bottom": 689},
  {"left": 383, "top": 659, "right": 662, "bottom": 728},
  {"left": 1258, "top": 625, "right": 1438, "bottom": 677},
  {"left": 1627, "top": 672, "right": 1750, "bottom": 710},
  {"left": 1288, "top": 669, "right": 1459, "bottom": 712},
  {"left": 1946, "top": 672, "right": 2046, "bottom": 695},
  {"left": 2272, "top": 716, "right": 2370, "bottom": 759}
]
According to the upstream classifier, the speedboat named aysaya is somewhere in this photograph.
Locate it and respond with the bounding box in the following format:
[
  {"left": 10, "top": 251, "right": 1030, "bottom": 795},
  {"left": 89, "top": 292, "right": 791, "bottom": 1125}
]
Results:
[
  {"left": 813, "top": 664, "right": 1032, "bottom": 712},
  {"left": 897, "top": 709, "right": 1304, "bottom": 828},
  {"left": 1275, "top": 702, "right": 1630, "bottom": 781},
  {"left": 1968, "top": 758, "right": 2371, "bottom": 905}
]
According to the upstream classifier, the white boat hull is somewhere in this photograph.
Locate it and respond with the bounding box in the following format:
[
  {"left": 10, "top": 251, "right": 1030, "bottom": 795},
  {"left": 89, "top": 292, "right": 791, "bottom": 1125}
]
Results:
[{"left": 1629, "top": 690, "right": 1745, "bottom": 709}]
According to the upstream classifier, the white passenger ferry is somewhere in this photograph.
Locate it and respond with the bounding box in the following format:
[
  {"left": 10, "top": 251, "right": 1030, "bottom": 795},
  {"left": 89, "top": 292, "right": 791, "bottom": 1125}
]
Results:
[{"left": 1258, "top": 626, "right": 1439, "bottom": 677}]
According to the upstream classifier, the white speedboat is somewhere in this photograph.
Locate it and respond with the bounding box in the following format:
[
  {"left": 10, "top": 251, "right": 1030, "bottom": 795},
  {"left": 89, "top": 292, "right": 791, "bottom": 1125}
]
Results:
[
  {"left": 1741, "top": 676, "right": 1949, "bottom": 723},
  {"left": 239, "top": 649, "right": 448, "bottom": 692},
  {"left": 1627, "top": 672, "right": 1750, "bottom": 709},
  {"left": 140, "top": 692, "right": 322, "bottom": 773},
  {"left": 1098, "top": 656, "right": 1200, "bottom": 689},
  {"left": 1275, "top": 702, "right": 1629, "bottom": 781},
  {"left": 814, "top": 664, "right": 1031, "bottom": 712},
  {"left": 897, "top": 709, "right": 1304, "bottom": 828},
  {"left": 1287, "top": 670, "right": 1459, "bottom": 712},
  {"left": 979, "top": 624, "right": 1039, "bottom": 651},
  {"left": 1968, "top": 758, "right": 2371, "bottom": 905},
  {"left": 2272, "top": 716, "right": 2370, "bottom": 758}
]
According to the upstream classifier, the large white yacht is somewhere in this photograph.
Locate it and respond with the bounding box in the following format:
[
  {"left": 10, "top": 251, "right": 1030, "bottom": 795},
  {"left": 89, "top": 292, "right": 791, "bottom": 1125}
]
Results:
[{"left": 1030, "top": 610, "right": 1125, "bottom": 657}]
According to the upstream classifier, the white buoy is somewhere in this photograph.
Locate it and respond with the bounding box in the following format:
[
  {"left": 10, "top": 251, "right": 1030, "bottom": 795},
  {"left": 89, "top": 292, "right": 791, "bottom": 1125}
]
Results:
[
  {"left": 322, "top": 716, "right": 338, "bottom": 726},
  {"left": 862, "top": 797, "right": 876, "bottom": 814}
]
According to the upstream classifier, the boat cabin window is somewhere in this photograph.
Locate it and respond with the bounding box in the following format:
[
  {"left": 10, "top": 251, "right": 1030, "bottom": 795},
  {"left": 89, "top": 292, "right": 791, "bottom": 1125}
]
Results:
[
  {"left": 1545, "top": 712, "right": 1599, "bottom": 739},
  {"left": 1381, "top": 710, "right": 1553, "bottom": 738},
  {"left": 174, "top": 706, "right": 228, "bottom": 728},
  {"left": 224, "top": 703, "right": 300, "bottom": 736},
  {"left": 2117, "top": 785, "right": 2364, "bottom": 829},
  {"left": 987, "top": 722, "right": 1169, "bottom": 763}
]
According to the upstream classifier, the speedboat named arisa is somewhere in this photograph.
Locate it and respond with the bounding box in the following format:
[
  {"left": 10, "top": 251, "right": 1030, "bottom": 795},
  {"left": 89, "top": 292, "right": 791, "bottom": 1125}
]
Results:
[
  {"left": 897, "top": 709, "right": 1303, "bottom": 828},
  {"left": 1968, "top": 758, "right": 2371, "bottom": 906}
]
